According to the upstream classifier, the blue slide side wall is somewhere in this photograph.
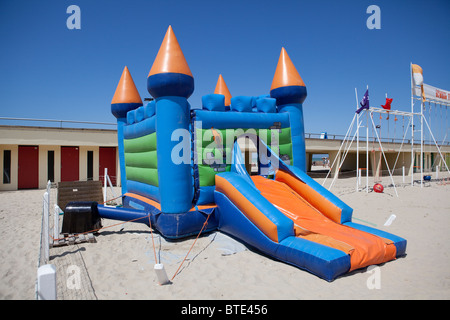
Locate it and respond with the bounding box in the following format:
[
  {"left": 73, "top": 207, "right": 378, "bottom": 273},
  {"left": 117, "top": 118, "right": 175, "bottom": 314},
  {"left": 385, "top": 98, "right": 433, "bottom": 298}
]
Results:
[{"left": 215, "top": 190, "right": 351, "bottom": 281}]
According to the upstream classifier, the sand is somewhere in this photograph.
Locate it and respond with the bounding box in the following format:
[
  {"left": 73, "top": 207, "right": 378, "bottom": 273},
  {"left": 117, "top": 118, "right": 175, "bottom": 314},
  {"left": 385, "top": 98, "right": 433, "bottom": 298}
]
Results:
[{"left": 1, "top": 172, "right": 450, "bottom": 300}]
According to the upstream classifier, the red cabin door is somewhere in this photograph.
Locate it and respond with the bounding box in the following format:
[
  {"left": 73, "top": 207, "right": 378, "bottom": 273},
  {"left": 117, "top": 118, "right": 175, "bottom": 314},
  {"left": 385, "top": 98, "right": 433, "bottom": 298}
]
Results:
[
  {"left": 61, "top": 146, "right": 79, "bottom": 182},
  {"left": 18, "top": 146, "right": 39, "bottom": 189},
  {"left": 99, "top": 147, "right": 117, "bottom": 185}
]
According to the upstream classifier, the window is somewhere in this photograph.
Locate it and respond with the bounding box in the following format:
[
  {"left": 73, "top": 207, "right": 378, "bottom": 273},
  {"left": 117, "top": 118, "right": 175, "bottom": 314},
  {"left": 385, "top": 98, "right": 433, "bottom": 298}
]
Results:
[{"left": 3, "top": 150, "right": 11, "bottom": 184}]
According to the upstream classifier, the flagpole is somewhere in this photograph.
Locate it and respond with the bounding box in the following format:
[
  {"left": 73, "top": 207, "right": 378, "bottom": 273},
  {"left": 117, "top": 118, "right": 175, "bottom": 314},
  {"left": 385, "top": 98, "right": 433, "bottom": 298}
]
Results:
[
  {"left": 366, "top": 108, "right": 369, "bottom": 193},
  {"left": 355, "top": 88, "right": 360, "bottom": 193},
  {"left": 322, "top": 113, "right": 357, "bottom": 187},
  {"left": 420, "top": 92, "right": 424, "bottom": 188},
  {"left": 410, "top": 62, "right": 415, "bottom": 187},
  {"left": 366, "top": 85, "right": 369, "bottom": 193},
  {"left": 352, "top": 87, "right": 369, "bottom": 193}
]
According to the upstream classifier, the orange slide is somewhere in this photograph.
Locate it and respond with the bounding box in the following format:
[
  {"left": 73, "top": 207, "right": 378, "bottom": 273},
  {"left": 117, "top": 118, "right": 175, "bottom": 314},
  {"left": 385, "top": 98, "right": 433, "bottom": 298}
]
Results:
[{"left": 251, "top": 174, "right": 397, "bottom": 271}]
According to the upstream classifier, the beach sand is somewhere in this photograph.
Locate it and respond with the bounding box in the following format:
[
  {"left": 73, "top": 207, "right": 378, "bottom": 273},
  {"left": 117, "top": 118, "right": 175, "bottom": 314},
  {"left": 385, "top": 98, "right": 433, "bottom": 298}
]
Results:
[{"left": 1, "top": 173, "right": 449, "bottom": 300}]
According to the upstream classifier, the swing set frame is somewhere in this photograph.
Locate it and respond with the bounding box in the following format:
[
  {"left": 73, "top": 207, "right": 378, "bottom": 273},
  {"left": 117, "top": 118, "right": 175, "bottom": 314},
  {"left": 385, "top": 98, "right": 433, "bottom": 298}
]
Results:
[{"left": 322, "top": 63, "right": 450, "bottom": 196}]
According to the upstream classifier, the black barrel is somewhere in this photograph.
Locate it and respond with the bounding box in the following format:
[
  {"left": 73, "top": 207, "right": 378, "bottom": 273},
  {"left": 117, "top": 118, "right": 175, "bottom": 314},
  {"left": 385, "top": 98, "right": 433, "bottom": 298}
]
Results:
[{"left": 61, "top": 201, "right": 102, "bottom": 234}]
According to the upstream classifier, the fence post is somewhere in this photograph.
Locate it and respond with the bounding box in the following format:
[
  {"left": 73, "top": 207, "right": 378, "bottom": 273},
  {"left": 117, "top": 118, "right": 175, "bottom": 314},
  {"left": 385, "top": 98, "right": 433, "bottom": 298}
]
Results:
[
  {"left": 43, "top": 192, "right": 49, "bottom": 263},
  {"left": 53, "top": 204, "right": 60, "bottom": 242},
  {"left": 402, "top": 166, "right": 405, "bottom": 183},
  {"left": 103, "top": 168, "right": 108, "bottom": 203},
  {"left": 37, "top": 264, "right": 57, "bottom": 300},
  {"left": 106, "top": 174, "right": 117, "bottom": 202}
]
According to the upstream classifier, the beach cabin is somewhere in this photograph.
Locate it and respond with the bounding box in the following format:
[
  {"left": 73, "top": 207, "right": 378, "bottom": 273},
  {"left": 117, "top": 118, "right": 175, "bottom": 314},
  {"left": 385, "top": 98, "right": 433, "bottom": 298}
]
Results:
[{"left": 0, "top": 125, "right": 119, "bottom": 191}]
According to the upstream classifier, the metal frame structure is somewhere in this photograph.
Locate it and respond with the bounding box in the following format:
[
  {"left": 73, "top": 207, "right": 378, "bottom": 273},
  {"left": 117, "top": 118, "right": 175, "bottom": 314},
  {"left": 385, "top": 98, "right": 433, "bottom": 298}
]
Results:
[{"left": 323, "top": 64, "right": 449, "bottom": 195}]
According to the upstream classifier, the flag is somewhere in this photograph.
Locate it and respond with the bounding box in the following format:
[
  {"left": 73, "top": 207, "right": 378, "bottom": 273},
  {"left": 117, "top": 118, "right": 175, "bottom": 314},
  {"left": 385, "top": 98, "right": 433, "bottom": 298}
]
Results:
[
  {"left": 411, "top": 64, "right": 423, "bottom": 86},
  {"left": 356, "top": 89, "right": 369, "bottom": 114},
  {"left": 360, "top": 89, "right": 369, "bottom": 108},
  {"left": 412, "top": 63, "right": 426, "bottom": 102},
  {"left": 381, "top": 98, "right": 393, "bottom": 110},
  {"left": 382, "top": 97, "right": 393, "bottom": 119}
]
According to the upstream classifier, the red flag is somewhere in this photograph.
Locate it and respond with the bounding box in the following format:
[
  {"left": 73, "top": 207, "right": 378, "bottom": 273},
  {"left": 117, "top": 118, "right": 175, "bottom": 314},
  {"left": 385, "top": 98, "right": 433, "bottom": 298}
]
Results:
[
  {"left": 382, "top": 98, "right": 393, "bottom": 119},
  {"left": 381, "top": 98, "right": 393, "bottom": 110}
]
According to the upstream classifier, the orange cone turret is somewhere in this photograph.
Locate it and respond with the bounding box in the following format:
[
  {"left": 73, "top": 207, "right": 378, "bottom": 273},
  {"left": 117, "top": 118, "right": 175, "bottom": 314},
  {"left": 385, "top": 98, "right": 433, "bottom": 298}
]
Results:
[
  {"left": 147, "top": 26, "right": 194, "bottom": 99},
  {"left": 214, "top": 74, "right": 232, "bottom": 107},
  {"left": 111, "top": 66, "right": 143, "bottom": 119},
  {"left": 270, "top": 47, "right": 307, "bottom": 105}
]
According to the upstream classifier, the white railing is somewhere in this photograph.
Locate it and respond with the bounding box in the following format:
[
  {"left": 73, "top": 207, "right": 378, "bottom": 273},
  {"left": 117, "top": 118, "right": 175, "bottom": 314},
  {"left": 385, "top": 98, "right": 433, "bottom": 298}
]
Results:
[
  {"left": 36, "top": 181, "right": 57, "bottom": 300},
  {"left": 0, "top": 116, "right": 116, "bottom": 129}
]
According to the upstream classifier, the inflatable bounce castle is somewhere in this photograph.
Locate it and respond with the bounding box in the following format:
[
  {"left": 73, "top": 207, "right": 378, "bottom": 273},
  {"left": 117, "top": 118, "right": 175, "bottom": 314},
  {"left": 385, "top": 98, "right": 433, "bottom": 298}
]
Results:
[{"left": 98, "top": 26, "right": 406, "bottom": 281}]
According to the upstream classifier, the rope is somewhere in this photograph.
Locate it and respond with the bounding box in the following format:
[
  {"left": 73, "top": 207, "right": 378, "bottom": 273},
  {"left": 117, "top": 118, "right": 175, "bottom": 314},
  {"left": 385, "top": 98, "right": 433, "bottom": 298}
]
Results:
[
  {"left": 52, "top": 194, "right": 213, "bottom": 284},
  {"left": 147, "top": 212, "right": 158, "bottom": 265},
  {"left": 99, "top": 194, "right": 123, "bottom": 205},
  {"left": 170, "top": 213, "right": 211, "bottom": 281},
  {"left": 51, "top": 212, "right": 151, "bottom": 242}
]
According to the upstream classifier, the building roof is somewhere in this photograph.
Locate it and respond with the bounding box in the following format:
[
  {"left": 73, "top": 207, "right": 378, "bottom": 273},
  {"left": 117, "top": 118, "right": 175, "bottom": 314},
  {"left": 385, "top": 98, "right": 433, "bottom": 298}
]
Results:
[{"left": 0, "top": 125, "right": 117, "bottom": 147}]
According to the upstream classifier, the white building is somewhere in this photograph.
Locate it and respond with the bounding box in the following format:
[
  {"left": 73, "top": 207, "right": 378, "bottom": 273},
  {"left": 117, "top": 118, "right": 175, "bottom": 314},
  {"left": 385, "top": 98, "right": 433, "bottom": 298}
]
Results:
[{"left": 0, "top": 125, "right": 118, "bottom": 191}]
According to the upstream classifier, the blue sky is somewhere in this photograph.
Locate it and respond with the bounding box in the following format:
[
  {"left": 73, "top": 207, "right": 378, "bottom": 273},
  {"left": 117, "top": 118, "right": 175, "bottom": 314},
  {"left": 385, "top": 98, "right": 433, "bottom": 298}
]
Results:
[{"left": 0, "top": 0, "right": 449, "bottom": 140}]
